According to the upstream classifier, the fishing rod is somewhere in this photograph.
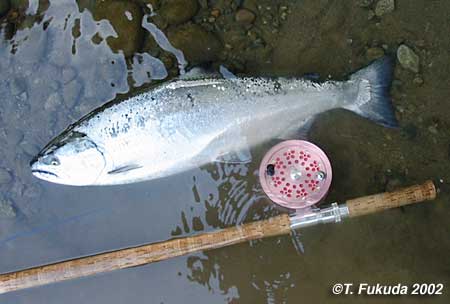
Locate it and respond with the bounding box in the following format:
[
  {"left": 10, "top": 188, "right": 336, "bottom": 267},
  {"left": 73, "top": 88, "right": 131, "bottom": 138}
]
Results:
[{"left": 0, "top": 141, "right": 438, "bottom": 295}]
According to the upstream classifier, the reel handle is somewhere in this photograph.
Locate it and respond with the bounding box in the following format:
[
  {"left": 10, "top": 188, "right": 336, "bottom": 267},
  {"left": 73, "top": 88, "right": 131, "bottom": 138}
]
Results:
[{"left": 346, "top": 180, "right": 436, "bottom": 217}]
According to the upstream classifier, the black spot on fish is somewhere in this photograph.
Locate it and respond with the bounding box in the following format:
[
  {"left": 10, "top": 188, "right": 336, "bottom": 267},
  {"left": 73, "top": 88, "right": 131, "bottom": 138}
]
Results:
[
  {"left": 187, "top": 93, "right": 195, "bottom": 107},
  {"left": 273, "top": 81, "right": 282, "bottom": 92}
]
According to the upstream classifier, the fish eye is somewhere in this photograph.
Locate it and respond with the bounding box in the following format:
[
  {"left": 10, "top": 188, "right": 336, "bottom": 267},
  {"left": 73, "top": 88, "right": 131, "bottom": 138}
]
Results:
[{"left": 43, "top": 155, "right": 60, "bottom": 166}]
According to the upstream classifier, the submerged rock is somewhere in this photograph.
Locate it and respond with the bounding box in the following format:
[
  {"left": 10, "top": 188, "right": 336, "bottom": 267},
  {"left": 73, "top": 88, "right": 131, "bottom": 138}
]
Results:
[
  {"left": 44, "top": 91, "right": 61, "bottom": 112},
  {"left": 159, "top": 0, "right": 198, "bottom": 25},
  {"left": 0, "top": 198, "right": 16, "bottom": 219},
  {"left": 63, "top": 79, "right": 83, "bottom": 109},
  {"left": 375, "top": 0, "right": 395, "bottom": 17},
  {"left": 9, "top": 77, "right": 26, "bottom": 96},
  {"left": 413, "top": 75, "right": 424, "bottom": 86},
  {"left": 235, "top": 8, "right": 255, "bottom": 24},
  {"left": 94, "top": 1, "right": 144, "bottom": 57},
  {"left": 168, "top": 24, "right": 221, "bottom": 64},
  {"left": 20, "top": 138, "right": 38, "bottom": 156},
  {"left": 0, "top": 168, "right": 12, "bottom": 185},
  {"left": 397, "top": 44, "right": 420, "bottom": 73}
]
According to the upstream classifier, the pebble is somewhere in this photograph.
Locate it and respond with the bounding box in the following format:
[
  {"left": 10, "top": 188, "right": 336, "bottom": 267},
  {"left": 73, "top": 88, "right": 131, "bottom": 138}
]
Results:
[
  {"left": 235, "top": 8, "right": 256, "bottom": 24},
  {"left": 0, "top": 198, "right": 16, "bottom": 219},
  {"left": 397, "top": 44, "right": 420, "bottom": 73},
  {"left": 211, "top": 8, "right": 220, "bottom": 18},
  {"left": 375, "top": 0, "right": 395, "bottom": 17},
  {"left": 44, "top": 91, "right": 61, "bottom": 111},
  {"left": 413, "top": 75, "right": 424, "bottom": 86},
  {"left": 0, "top": 168, "right": 12, "bottom": 184},
  {"left": 366, "top": 47, "right": 385, "bottom": 61},
  {"left": 159, "top": 0, "right": 199, "bottom": 25},
  {"left": 17, "top": 91, "right": 28, "bottom": 104},
  {"left": 415, "top": 39, "right": 426, "bottom": 47},
  {"left": 63, "top": 79, "right": 83, "bottom": 109},
  {"left": 428, "top": 125, "right": 438, "bottom": 135}
]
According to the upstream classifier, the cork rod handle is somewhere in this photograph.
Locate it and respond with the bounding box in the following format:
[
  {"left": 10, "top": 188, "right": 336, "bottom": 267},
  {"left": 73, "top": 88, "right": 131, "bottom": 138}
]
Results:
[
  {"left": 0, "top": 214, "right": 291, "bottom": 295},
  {"left": 346, "top": 180, "right": 436, "bottom": 217}
]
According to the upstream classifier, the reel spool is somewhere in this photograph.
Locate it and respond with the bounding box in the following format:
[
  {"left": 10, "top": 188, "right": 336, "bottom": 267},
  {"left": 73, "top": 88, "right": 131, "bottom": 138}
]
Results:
[{"left": 259, "top": 140, "right": 332, "bottom": 210}]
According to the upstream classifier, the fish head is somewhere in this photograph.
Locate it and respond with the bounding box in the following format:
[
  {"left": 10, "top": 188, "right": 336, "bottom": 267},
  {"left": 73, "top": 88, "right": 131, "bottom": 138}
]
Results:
[{"left": 30, "top": 131, "right": 106, "bottom": 186}]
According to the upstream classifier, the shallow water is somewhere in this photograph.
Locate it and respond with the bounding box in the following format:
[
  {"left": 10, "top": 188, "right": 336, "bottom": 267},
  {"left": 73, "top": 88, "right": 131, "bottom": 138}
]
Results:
[{"left": 0, "top": 0, "right": 449, "bottom": 303}]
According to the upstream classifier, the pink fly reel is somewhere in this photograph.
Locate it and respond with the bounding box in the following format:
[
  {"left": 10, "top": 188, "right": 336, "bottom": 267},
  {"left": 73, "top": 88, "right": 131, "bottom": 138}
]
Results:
[{"left": 259, "top": 140, "right": 332, "bottom": 210}]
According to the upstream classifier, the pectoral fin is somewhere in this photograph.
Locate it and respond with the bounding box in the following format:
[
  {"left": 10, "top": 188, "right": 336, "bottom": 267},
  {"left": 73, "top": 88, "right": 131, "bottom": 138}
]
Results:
[{"left": 107, "top": 164, "right": 142, "bottom": 175}]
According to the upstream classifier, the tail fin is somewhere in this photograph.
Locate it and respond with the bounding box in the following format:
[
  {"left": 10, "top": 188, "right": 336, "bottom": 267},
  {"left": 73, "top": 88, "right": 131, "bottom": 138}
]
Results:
[{"left": 343, "top": 56, "right": 398, "bottom": 128}]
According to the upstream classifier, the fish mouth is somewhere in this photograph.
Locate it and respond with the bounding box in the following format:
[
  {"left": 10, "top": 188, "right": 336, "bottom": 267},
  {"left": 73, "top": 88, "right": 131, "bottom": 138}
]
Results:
[{"left": 31, "top": 169, "right": 58, "bottom": 178}]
